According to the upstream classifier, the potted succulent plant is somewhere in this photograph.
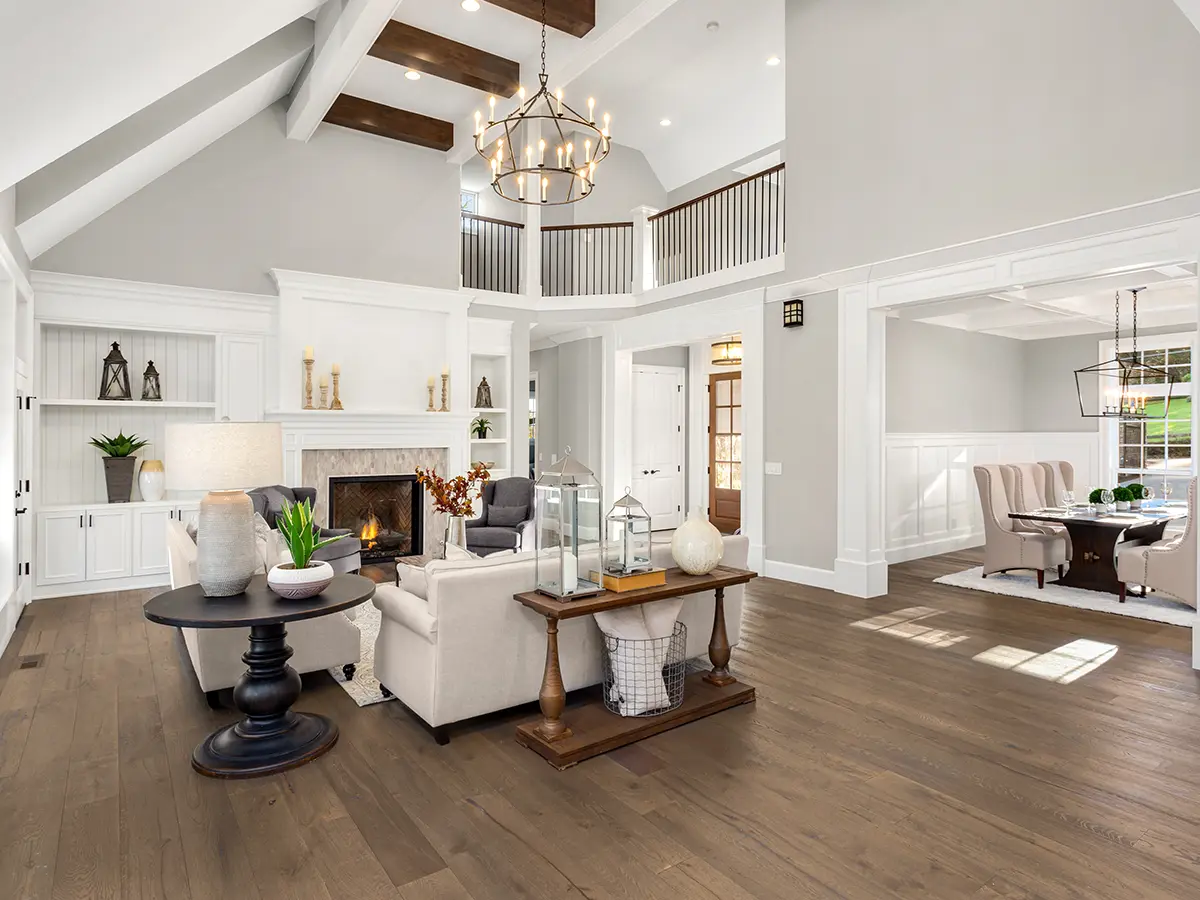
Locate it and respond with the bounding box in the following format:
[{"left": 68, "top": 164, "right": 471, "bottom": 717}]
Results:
[
  {"left": 88, "top": 431, "right": 149, "bottom": 503},
  {"left": 471, "top": 416, "right": 492, "bottom": 439},
  {"left": 267, "top": 498, "right": 347, "bottom": 599},
  {"left": 1112, "top": 486, "right": 1134, "bottom": 511}
]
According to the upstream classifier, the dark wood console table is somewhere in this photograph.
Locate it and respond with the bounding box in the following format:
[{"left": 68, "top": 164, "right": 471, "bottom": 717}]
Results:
[{"left": 512, "top": 566, "right": 757, "bottom": 769}]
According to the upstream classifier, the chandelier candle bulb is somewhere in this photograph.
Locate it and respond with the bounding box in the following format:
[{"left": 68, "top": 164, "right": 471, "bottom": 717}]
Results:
[
  {"left": 538, "top": 138, "right": 546, "bottom": 166},
  {"left": 555, "top": 88, "right": 563, "bottom": 115},
  {"left": 518, "top": 85, "right": 526, "bottom": 102},
  {"left": 525, "top": 145, "right": 533, "bottom": 167},
  {"left": 518, "top": 174, "right": 525, "bottom": 200},
  {"left": 542, "top": 177, "right": 549, "bottom": 203},
  {"left": 588, "top": 96, "right": 595, "bottom": 123},
  {"left": 557, "top": 146, "right": 563, "bottom": 168},
  {"left": 488, "top": 95, "right": 495, "bottom": 121}
]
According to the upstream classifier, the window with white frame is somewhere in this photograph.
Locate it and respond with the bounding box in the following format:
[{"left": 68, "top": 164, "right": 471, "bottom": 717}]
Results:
[{"left": 1101, "top": 332, "right": 1195, "bottom": 497}]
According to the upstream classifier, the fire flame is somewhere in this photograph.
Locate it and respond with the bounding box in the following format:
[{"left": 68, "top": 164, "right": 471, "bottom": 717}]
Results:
[{"left": 360, "top": 508, "right": 381, "bottom": 547}]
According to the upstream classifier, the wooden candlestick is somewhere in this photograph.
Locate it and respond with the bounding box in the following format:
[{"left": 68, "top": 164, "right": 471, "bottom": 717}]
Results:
[
  {"left": 303, "top": 359, "right": 315, "bottom": 410},
  {"left": 331, "top": 371, "right": 344, "bottom": 410},
  {"left": 427, "top": 381, "right": 436, "bottom": 412},
  {"left": 318, "top": 382, "right": 329, "bottom": 410},
  {"left": 440, "top": 373, "right": 450, "bottom": 413}
]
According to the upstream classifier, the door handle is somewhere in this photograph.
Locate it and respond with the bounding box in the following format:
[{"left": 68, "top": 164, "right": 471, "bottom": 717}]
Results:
[
  {"left": 80, "top": 515, "right": 84, "bottom": 528},
  {"left": 650, "top": 469, "right": 661, "bottom": 475},
  {"left": 15, "top": 508, "right": 26, "bottom": 515},
  {"left": 88, "top": 514, "right": 93, "bottom": 527},
  {"left": 642, "top": 469, "right": 650, "bottom": 475}
]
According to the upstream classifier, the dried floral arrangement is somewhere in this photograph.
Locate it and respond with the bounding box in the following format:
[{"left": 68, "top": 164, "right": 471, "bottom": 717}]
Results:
[{"left": 415, "top": 462, "right": 491, "bottom": 517}]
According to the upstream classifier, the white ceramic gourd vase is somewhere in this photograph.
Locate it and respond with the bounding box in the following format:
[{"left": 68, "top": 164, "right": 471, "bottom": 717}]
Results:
[
  {"left": 671, "top": 508, "right": 724, "bottom": 575},
  {"left": 138, "top": 459, "right": 166, "bottom": 502}
]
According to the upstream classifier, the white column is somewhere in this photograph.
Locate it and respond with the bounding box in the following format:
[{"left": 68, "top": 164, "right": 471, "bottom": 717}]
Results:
[
  {"left": 836, "top": 285, "right": 888, "bottom": 597},
  {"left": 630, "top": 205, "right": 659, "bottom": 295}
]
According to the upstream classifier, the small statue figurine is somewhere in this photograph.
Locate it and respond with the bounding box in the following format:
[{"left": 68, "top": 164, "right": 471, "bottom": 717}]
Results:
[{"left": 475, "top": 376, "right": 494, "bottom": 409}]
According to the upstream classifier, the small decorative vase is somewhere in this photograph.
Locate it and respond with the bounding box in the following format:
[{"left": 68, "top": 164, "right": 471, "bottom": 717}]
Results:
[
  {"left": 671, "top": 508, "right": 724, "bottom": 575},
  {"left": 102, "top": 456, "right": 138, "bottom": 503},
  {"left": 1116, "top": 501, "right": 1131, "bottom": 511},
  {"left": 138, "top": 459, "right": 165, "bottom": 502},
  {"left": 267, "top": 561, "right": 335, "bottom": 599},
  {"left": 445, "top": 515, "right": 467, "bottom": 558}
]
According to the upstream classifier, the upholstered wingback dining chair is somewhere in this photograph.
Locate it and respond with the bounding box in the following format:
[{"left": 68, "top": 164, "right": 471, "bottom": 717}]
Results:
[
  {"left": 1116, "top": 476, "right": 1197, "bottom": 608},
  {"left": 974, "top": 464, "right": 1067, "bottom": 589},
  {"left": 1039, "top": 460, "right": 1075, "bottom": 505},
  {"left": 1004, "top": 462, "right": 1071, "bottom": 555}
]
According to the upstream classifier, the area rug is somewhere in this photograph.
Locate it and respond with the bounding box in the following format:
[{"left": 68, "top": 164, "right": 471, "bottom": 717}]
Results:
[
  {"left": 327, "top": 602, "right": 395, "bottom": 706},
  {"left": 933, "top": 567, "right": 1195, "bottom": 628}
]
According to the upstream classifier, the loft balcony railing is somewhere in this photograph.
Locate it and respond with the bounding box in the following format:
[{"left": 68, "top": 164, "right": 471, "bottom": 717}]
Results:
[
  {"left": 542, "top": 222, "right": 634, "bottom": 297},
  {"left": 650, "top": 163, "right": 786, "bottom": 287},
  {"left": 461, "top": 212, "right": 523, "bottom": 294}
]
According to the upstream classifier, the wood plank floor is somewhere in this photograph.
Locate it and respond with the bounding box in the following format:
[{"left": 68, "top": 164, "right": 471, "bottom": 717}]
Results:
[{"left": 2, "top": 548, "right": 1200, "bottom": 899}]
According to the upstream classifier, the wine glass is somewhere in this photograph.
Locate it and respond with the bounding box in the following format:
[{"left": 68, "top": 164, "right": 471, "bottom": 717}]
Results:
[
  {"left": 1101, "top": 488, "right": 1115, "bottom": 511},
  {"left": 1142, "top": 485, "right": 1155, "bottom": 503},
  {"left": 1163, "top": 482, "right": 1175, "bottom": 504},
  {"left": 1061, "top": 489, "right": 1075, "bottom": 514}
]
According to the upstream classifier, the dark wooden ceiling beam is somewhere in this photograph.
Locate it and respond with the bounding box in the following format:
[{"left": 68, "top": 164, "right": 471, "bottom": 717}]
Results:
[
  {"left": 368, "top": 21, "right": 521, "bottom": 96},
  {"left": 323, "top": 95, "right": 454, "bottom": 152},
  {"left": 486, "top": 0, "right": 595, "bottom": 38}
]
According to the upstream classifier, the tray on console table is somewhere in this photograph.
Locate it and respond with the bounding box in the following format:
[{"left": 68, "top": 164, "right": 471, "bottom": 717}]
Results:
[{"left": 512, "top": 566, "right": 757, "bottom": 769}]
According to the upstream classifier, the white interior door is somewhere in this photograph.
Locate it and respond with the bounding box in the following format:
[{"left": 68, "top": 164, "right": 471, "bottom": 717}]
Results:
[{"left": 631, "top": 366, "right": 685, "bottom": 530}]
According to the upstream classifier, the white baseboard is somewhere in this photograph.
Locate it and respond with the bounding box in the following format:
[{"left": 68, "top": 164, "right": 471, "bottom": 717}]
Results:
[
  {"left": 0, "top": 590, "right": 24, "bottom": 662},
  {"left": 834, "top": 557, "right": 889, "bottom": 598},
  {"left": 886, "top": 531, "right": 984, "bottom": 564},
  {"left": 763, "top": 559, "right": 837, "bottom": 590},
  {"left": 34, "top": 572, "right": 169, "bottom": 600}
]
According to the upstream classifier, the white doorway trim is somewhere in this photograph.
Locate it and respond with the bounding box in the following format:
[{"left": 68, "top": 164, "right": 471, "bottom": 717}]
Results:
[
  {"left": 631, "top": 363, "right": 686, "bottom": 529},
  {"left": 528, "top": 370, "right": 539, "bottom": 480},
  {"left": 832, "top": 214, "right": 1200, "bottom": 668}
]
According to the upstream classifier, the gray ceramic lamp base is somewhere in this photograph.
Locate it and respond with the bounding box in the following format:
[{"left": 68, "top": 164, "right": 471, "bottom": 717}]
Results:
[{"left": 197, "top": 490, "right": 257, "bottom": 597}]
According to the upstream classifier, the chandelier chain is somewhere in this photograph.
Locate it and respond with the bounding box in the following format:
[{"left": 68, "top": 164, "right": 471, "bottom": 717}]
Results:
[
  {"left": 1132, "top": 288, "right": 1138, "bottom": 360},
  {"left": 1114, "top": 290, "right": 1120, "bottom": 359},
  {"left": 540, "top": 0, "right": 547, "bottom": 79}
]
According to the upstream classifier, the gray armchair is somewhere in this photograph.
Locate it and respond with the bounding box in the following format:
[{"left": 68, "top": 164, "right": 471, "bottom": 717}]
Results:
[
  {"left": 466, "top": 477, "right": 536, "bottom": 556},
  {"left": 248, "top": 485, "right": 363, "bottom": 574}
]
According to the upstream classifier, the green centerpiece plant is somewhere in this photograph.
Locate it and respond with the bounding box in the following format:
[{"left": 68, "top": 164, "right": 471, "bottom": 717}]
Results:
[
  {"left": 89, "top": 431, "right": 149, "bottom": 503},
  {"left": 1112, "top": 486, "right": 1134, "bottom": 510}
]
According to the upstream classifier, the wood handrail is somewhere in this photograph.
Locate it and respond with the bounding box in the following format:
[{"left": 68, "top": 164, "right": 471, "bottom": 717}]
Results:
[
  {"left": 541, "top": 221, "right": 634, "bottom": 233},
  {"left": 461, "top": 211, "right": 524, "bottom": 229},
  {"left": 648, "top": 163, "right": 785, "bottom": 222}
]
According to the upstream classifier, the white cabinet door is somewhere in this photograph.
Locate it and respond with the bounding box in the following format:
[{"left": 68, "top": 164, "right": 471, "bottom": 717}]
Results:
[
  {"left": 85, "top": 508, "right": 132, "bottom": 580},
  {"left": 218, "top": 336, "right": 264, "bottom": 422},
  {"left": 37, "top": 510, "right": 87, "bottom": 585},
  {"left": 132, "top": 507, "right": 171, "bottom": 576},
  {"left": 175, "top": 503, "right": 200, "bottom": 532}
]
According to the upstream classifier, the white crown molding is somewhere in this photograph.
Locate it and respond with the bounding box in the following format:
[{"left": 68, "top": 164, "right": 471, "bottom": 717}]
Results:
[
  {"left": 270, "top": 268, "right": 472, "bottom": 314},
  {"left": 32, "top": 270, "right": 275, "bottom": 311}
]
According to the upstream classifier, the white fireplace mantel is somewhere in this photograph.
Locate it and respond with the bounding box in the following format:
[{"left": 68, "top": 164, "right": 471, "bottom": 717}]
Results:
[{"left": 266, "top": 410, "right": 471, "bottom": 485}]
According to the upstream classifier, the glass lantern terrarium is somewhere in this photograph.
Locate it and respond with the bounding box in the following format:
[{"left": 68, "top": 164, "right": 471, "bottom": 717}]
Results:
[
  {"left": 603, "top": 489, "right": 652, "bottom": 576},
  {"left": 535, "top": 449, "right": 604, "bottom": 599}
]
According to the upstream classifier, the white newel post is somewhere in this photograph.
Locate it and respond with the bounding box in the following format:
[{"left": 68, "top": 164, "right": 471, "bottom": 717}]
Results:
[{"left": 631, "top": 206, "right": 659, "bottom": 295}]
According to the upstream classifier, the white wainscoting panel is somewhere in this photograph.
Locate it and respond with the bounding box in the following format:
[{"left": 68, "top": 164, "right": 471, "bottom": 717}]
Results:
[
  {"left": 40, "top": 324, "right": 215, "bottom": 402},
  {"left": 885, "top": 432, "right": 1101, "bottom": 563}
]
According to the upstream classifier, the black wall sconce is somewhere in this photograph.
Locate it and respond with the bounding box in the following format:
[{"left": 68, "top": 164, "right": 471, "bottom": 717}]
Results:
[{"left": 782, "top": 299, "right": 804, "bottom": 328}]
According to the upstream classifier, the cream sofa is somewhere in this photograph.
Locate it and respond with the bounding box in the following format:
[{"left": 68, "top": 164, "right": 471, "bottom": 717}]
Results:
[
  {"left": 372, "top": 534, "right": 749, "bottom": 743},
  {"left": 165, "top": 520, "right": 362, "bottom": 705}
]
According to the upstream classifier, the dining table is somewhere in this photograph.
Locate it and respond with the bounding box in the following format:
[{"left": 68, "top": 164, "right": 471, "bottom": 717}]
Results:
[{"left": 1008, "top": 504, "right": 1188, "bottom": 595}]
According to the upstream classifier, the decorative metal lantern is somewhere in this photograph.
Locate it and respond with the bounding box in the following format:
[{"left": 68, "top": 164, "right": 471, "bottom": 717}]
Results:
[
  {"left": 603, "top": 489, "right": 652, "bottom": 576},
  {"left": 141, "top": 360, "right": 162, "bottom": 401},
  {"left": 535, "top": 448, "right": 604, "bottom": 599},
  {"left": 99, "top": 342, "right": 132, "bottom": 401}
]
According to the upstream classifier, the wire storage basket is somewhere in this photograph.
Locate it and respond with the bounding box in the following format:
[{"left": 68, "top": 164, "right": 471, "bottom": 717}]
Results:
[{"left": 601, "top": 622, "right": 687, "bottom": 717}]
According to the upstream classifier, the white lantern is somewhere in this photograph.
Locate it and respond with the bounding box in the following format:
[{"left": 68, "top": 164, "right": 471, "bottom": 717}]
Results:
[
  {"left": 535, "top": 449, "right": 604, "bottom": 599},
  {"left": 603, "top": 489, "right": 652, "bottom": 576}
]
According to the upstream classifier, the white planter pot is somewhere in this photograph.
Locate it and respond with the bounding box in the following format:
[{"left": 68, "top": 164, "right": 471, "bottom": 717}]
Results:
[
  {"left": 1115, "top": 501, "right": 1131, "bottom": 511},
  {"left": 138, "top": 460, "right": 165, "bottom": 502},
  {"left": 267, "top": 560, "right": 334, "bottom": 599},
  {"left": 670, "top": 508, "right": 724, "bottom": 575},
  {"left": 1131, "top": 499, "right": 1142, "bottom": 509}
]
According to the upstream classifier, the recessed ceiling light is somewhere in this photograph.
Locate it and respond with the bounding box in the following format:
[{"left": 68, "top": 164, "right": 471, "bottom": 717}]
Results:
[
  {"left": 706, "top": 21, "right": 720, "bottom": 32},
  {"left": 405, "top": 69, "right": 422, "bottom": 80},
  {"left": 660, "top": 118, "right": 671, "bottom": 127},
  {"left": 461, "top": 0, "right": 480, "bottom": 10},
  {"left": 766, "top": 56, "right": 781, "bottom": 66}
]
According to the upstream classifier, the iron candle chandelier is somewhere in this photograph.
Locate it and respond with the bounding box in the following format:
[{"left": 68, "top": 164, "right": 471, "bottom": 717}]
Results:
[{"left": 474, "top": 0, "right": 611, "bottom": 205}]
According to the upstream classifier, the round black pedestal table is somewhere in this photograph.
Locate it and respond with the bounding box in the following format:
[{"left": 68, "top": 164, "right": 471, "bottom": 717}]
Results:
[{"left": 144, "top": 574, "right": 375, "bottom": 778}]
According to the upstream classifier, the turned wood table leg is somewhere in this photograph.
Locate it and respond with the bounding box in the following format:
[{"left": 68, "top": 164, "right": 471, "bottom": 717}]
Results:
[
  {"left": 705, "top": 586, "right": 736, "bottom": 687},
  {"left": 535, "top": 617, "right": 572, "bottom": 742}
]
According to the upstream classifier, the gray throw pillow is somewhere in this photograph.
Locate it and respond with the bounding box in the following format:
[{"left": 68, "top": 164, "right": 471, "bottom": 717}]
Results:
[{"left": 488, "top": 504, "right": 527, "bottom": 527}]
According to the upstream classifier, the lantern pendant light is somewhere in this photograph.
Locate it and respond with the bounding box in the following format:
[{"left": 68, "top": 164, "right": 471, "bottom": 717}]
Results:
[
  {"left": 99, "top": 342, "right": 132, "bottom": 401},
  {"left": 1074, "top": 289, "right": 1176, "bottom": 419}
]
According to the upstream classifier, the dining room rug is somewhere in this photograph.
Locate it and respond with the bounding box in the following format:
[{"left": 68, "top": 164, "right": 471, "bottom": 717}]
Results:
[
  {"left": 327, "top": 601, "right": 396, "bottom": 707},
  {"left": 933, "top": 567, "right": 1195, "bottom": 628}
]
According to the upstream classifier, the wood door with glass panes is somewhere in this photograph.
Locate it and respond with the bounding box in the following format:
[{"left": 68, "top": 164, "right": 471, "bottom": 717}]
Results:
[
  {"left": 1116, "top": 341, "right": 1194, "bottom": 498},
  {"left": 709, "top": 372, "right": 742, "bottom": 533}
]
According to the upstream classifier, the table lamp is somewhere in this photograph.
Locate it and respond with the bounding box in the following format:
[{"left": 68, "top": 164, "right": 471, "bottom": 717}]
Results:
[{"left": 165, "top": 422, "right": 283, "bottom": 597}]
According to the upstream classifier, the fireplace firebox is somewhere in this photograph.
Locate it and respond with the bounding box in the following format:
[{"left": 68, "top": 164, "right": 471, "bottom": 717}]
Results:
[{"left": 328, "top": 474, "right": 423, "bottom": 562}]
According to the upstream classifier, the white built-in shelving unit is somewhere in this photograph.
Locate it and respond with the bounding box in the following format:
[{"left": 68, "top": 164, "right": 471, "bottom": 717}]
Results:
[{"left": 468, "top": 319, "right": 515, "bottom": 483}]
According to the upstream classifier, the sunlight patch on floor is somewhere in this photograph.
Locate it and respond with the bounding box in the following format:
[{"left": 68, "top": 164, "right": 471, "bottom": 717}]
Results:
[
  {"left": 973, "top": 639, "right": 1118, "bottom": 684},
  {"left": 850, "top": 607, "right": 970, "bottom": 649}
]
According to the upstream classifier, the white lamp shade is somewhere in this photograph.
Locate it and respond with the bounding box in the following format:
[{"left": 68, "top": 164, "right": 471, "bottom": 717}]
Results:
[{"left": 164, "top": 422, "right": 283, "bottom": 491}]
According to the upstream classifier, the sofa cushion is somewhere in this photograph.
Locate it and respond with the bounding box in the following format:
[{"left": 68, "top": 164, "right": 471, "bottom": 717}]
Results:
[
  {"left": 256, "top": 485, "right": 295, "bottom": 528},
  {"left": 445, "top": 543, "right": 479, "bottom": 561},
  {"left": 467, "top": 526, "right": 521, "bottom": 550},
  {"left": 492, "top": 477, "right": 532, "bottom": 509},
  {"left": 487, "top": 504, "right": 527, "bottom": 527},
  {"left": 397, "top": 563, "right": 428, "bottom": 599},
  {"left": 313, "top": 535, "right": 362, "bottom": 562}
]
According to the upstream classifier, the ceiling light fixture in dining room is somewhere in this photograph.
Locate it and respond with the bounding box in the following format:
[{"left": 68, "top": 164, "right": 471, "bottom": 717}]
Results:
[
  {"left": 474, "top": 0, "right": 611, "bottom": 205},
  {"left": 1074, "top": 288, "right": 1176, "bottom": 419}
]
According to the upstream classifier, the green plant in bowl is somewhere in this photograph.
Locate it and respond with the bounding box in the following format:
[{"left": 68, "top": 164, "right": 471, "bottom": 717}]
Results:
[
  {"left": 1112, "top": 487, "right": 1134, "bottom": 504},
  {"left": 1088, "top": 488, "right": 1105, "bottom": 504},
  {"left": 1126, "top": 483, "right": 1147, "bottom": 502},
  {"left": 267, "top": 499, "right": 348, "bottom": 599}
]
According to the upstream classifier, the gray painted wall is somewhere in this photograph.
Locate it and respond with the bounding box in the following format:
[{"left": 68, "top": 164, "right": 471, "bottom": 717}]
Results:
[
  {"left": 764, "top": 289, "right": 839, "bottom": 570},
  {"left": 886, "top": 319, "right": 1026, "bottom": 433},
  {"left": 530, "top": 345, "right": 560, "bottom": 476},
  {"left": 35, "top": 104, "right": 461, "bottom": 294},
  {"left": 666, "top": 141, "right": 785, "bottom": 209},
  {"left": 1021, "top": 334, "right": 1100, "bottom": 434},
  {"left": 785, "top": 0, "right": 1200, "bottom": 280},
  {"left": 556, "top": 337, "right": 604, "bottom": 473},
  {"left": 632, "top": 347, "right": 687, "bottom": 368}
]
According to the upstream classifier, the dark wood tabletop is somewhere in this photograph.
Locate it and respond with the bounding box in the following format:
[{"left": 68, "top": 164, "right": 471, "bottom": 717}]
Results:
[
  {"left": 1008, "top": 507, "right": 1188, "bottom": 529},
  {"left": 513, "top": 566, "right": 756, "bottom": 620},
  {"left": 143, "top": 574, "right": 376, "bottom": 629}
]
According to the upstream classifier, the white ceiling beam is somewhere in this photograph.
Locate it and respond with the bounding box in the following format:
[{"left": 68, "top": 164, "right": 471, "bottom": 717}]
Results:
[
  {"left": 17, "top": 21, "right": 314, "bottom": 260},
  {"left": 286, "top": 0, "right": 403, "bottom": 142},
  {"left": 0, "top": 0, "right": 317, "bottom": 193},
  {"left": 0, "top": 188, "right": 32, "bottom": 298},
  {"left": 447, "top": 0, "right": 685, "bottom": 164},
  {"left": 1173, "top": 1, "right": 1200, "bottom": 36}
]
